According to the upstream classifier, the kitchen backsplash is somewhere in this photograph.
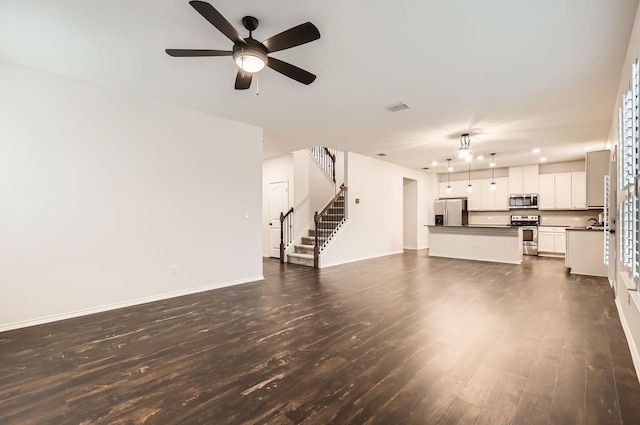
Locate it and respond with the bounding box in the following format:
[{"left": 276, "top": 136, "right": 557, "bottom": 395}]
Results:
[{"left": 468, "top": 209, "right": 603, "bottom": 227}]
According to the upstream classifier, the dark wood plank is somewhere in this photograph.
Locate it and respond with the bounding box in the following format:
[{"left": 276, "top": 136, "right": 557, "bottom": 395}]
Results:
[
  {"left": 548, "top": 349, "right": 586, "bottom": 425},
  {"left": 472, "top": 370, "right": 527, "bottom": 425},
  {"left": 511, "top": 391, "right": 552, "bottom": 425}
]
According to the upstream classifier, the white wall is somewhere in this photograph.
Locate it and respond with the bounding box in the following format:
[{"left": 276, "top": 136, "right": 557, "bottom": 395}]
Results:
[
  {"left": 605, "top": 4, "right": 640, "bottom": 376},
  {"left": 0, "top": 60, "right": 263, "bottom": 331},
  {"left": 262, "top": 154, "right": 294, "bottom": 257},
  {"left": 293, "top": 150, "right": 336, "bottom": 239},
  {"left": 321, "top": 152, "right": 438, "bottom": 267},
  {"left": 403, "top": 178, "right": 418, "bottom": 249}
]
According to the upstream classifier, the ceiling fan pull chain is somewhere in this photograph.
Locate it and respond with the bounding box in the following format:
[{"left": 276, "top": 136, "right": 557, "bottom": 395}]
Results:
[{"left": 256, "top": 73, "right": 260, "bottom": 96}]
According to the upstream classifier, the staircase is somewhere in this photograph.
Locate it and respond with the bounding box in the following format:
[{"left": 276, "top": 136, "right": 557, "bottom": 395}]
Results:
[{"left": 288, "top": 194, "right": 346, "bottom": 267}]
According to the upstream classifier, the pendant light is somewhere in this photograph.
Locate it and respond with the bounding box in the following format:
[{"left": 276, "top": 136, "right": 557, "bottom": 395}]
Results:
[
  {"left": 489, "top": 153, "right": 496, "bottom": 191},
  {"left": 467, "top": 161, "right": 473, "bottom": 193},
  {"left": 459, "top": 133, "right": 472, "bottom": 160},
  {"left": 446, "top": 159, "right": 453, "bottom": 193}
]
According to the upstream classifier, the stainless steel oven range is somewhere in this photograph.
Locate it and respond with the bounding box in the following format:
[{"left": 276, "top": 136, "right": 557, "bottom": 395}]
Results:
[{"left": 510, "top": 215, "right": 539, "bottom": 256}]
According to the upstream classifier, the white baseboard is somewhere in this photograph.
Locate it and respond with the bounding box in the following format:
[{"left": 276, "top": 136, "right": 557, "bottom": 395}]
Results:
[
  {"left": 615, "top": 297, "right": 640, "bottom": 383},
  {"left": 0, "top": 275, "right": 264, "bottom": 333}
]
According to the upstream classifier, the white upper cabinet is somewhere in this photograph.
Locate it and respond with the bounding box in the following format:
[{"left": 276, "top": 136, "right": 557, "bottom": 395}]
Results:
[
  {"left": 554, "top": 172, "right": 572, "bottom": 209},
  {"left": 509, "top": 167, "right": 523, "bottom": 194},
  {"left": 523, "top": 165, "right": 539, "bottom": 193},
  {"left": 538, "top": 171, "right": 587, "bottom": 210},
  {"left": 571, "top": 171, "right": 586, "bottom": 209},
  {"left": 494, "top": 177, "right": 510, "bottom": 210},
  {"left": 538, "top": 174, "right": 555, "bottom": 209},
  {"left": 585, "top": 150, "right": 609, "bottom": 208},
  {"left": 509, "top": 165, "right": 539, "bottom": 194},
  {"left": 467, "top": 182, "right": 483, "bottom": 210},
  {"left": 439, "top": 177, "right": 509, "bottom": 211}
]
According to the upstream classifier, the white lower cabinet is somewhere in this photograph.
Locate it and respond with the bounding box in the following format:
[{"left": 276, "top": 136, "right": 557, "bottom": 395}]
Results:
[{"left": 538, "top": 226, "right": 566, "bottom": 256}]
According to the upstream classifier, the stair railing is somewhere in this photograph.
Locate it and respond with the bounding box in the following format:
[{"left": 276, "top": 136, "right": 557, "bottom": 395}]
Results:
[
  {"left": 309, "top": 146, "right": 337, "bottom": 183},
  {"left": 313, "top": 184, "right": 347, "bottom": 268},
  {"left": 280, "top": 207, "right": 294, "bottom": 263}
]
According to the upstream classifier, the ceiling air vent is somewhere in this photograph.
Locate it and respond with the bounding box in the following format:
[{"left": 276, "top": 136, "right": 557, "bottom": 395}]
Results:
[{"left": 384, "top": 102, "right": 410, "bottom": 112}]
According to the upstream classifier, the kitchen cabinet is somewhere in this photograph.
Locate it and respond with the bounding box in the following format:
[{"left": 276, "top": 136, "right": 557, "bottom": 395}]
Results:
[
  {"left": 538, "top": 172, "right": 587, "bottom": 210},
  {"left": 438, "top": 180, "right": 468, "bottom": 198},
  {"left": 565, "top": 229, "right": 607, "bottom": 276},
  {"left": 439, "top": 178, "right": 508, "bottom": 211},
  {"left": 480, "top": 177, "right": 509, "bottom": 210},
  {"left": 571, "top": 171, "right": 586, "bottom": 209},
  {"left": 509, "top": 165, "right": 539, "bottom": 194},
  {"left": 554, "top": 173, "right": 572, "bottom": 209},
  {"left": 467, "top": 180, "right": 483, "bottom": 210},
  {"left": 538, "top": 226, "right": 566, "bottom": 255},
  {"left": 465, "top": 178, "right": 510, "bottom": 211},
  {"left": 586, "top": 150, "right": 609, "bottom": 208},
  {"left": 538, "top": 174, "right": 555, "bottom": 209}
]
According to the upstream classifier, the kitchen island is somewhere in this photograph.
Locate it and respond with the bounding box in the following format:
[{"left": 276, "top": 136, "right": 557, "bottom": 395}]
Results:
[
  {"left": 427, "top": 225, "right": 523, "bottom": 264},
  {"left": 565, "top": 227, "right": 607, "bottom": 277}
]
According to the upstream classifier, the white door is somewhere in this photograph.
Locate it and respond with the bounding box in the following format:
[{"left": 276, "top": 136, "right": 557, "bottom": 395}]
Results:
[{"left": 269, "top": 181, "right": 289, "bottom": 258}]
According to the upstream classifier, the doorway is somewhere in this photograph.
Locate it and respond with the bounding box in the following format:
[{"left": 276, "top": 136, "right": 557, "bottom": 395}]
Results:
[{"left": 269, "top": 181, "right": 289, "bottom": 258}]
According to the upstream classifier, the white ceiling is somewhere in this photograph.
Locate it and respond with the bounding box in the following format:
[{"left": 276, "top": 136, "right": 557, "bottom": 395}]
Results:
[{"left": 0, "top": 0, "right": 637, "bottom": 174}]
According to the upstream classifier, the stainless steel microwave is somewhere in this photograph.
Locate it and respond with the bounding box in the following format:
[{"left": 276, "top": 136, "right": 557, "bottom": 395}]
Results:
[{"left": 508, "top": 194, "right": 538, "bottom": 209}]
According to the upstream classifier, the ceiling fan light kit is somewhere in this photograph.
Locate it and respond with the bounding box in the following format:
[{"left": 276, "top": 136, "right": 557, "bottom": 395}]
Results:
[
  {"left": 166, "top": 1, "right": 320, "bottom": 90},
  {"left": 233, "top": 36, "right": 268, "bottom": 73}
]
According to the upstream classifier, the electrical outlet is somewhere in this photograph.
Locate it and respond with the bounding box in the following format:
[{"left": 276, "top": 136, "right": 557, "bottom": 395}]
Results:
[{"left": 171, "top": 266, "right": 177, "bottom": 277}]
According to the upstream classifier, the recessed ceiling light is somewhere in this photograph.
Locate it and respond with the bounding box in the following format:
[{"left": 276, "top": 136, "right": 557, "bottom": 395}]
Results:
[
  {"left": 431, "top": 161, "right": 438, "bottom": 166},
  {"left": 584, "top": 146, "right": 592, "bottom": 151},
  {"left": 539, "top": 156, "right": 547, "bottom": 162},
  {"left": 532, "top": 148, "right": 541, "bottom": 154},
  {"left": 376, "top": 153, "right": 387, "bottom": 156},
  {"left": 476, "top": 155, "right": 484, "bottom": 161},
  {"left": 489, "top": 162, "right": 496, "bottom": 168}
]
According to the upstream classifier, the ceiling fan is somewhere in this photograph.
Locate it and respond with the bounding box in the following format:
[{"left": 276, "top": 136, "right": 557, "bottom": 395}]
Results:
[{"left": 166, "top": 1, "right": 321, "bottom": 90}]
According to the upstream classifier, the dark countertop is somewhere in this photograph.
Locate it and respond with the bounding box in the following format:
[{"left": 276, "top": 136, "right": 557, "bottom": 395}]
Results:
[
  {"left": 566, "top": 227, "right": 605, "bottom": 231},
  {"left": 427, "top": 225, "right": 518, "bottom": 230}
]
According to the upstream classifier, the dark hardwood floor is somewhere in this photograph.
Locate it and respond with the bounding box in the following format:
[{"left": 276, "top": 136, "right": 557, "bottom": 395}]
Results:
[{"left": 1, "top": 252, "right": 639, "bottom": 424}]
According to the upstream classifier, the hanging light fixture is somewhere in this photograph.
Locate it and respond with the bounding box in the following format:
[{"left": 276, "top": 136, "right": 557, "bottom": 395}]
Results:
[
  {"left": 467, "top": 161, "right": 473, "bottom": 192},
  {"left": 459, "top": 133, "right": 472, "bottom": 161},
  {"left": 489, "top": 153, "right": 496, "bottom": 191},
  {"left": 446, "top": 159, "right": 453, "bottom": 193}
]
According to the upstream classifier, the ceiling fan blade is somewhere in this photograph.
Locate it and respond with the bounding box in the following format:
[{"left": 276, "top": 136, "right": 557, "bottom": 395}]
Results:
[
  {"left": 165, "top": 49, "right": 232, "bottom": 57},
  {"left": 235, "top": 71, "right": 253, "bottom": 90},
  {"left": 267, "top": 57, "right": 316, "bottom": 85},
  {"left": 262, "top": 22, "right": 320, "bottom": 53},
  {"left": 189, "top": 1, "right": 245, "bottom": 45}
]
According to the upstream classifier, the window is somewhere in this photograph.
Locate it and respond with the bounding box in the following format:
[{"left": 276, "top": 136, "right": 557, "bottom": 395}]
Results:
[{"left": 617, "top": 59, "right": 640, "bottom": 287}]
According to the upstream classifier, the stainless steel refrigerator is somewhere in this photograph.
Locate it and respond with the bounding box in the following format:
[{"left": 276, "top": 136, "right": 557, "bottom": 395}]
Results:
[{"left": 434, "top": 198, "right": 468, "bottom": 226}]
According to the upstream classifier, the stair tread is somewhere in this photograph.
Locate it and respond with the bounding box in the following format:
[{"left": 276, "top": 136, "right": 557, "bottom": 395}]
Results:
[{"left": 288, "top": 253, "right": 314, "bottom": 259}]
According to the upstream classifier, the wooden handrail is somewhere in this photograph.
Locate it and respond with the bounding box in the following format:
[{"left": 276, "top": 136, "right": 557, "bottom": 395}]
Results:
[{"left": 315, "top": 184, "right": 346, "bottom": 220}]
